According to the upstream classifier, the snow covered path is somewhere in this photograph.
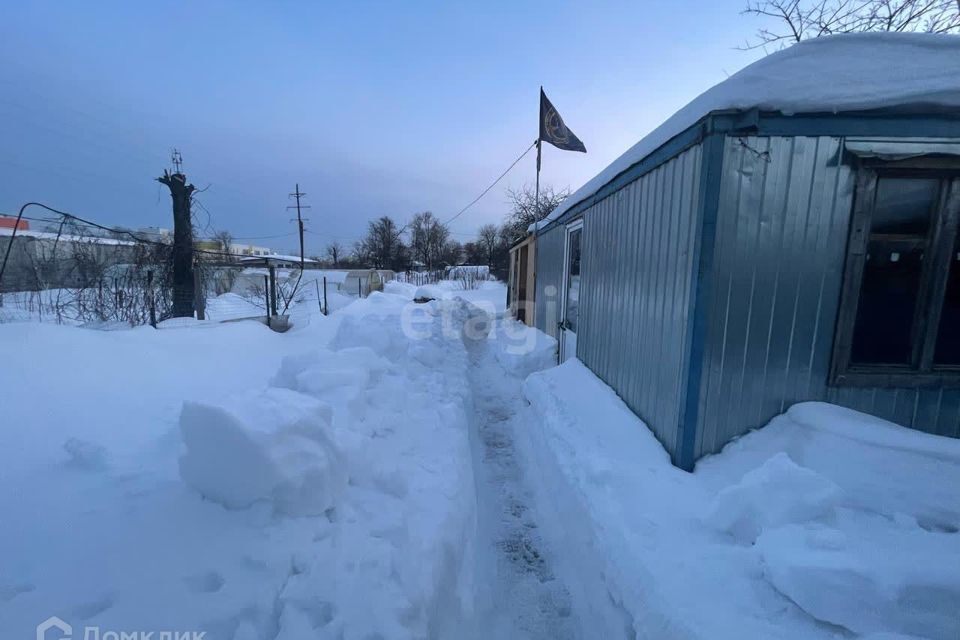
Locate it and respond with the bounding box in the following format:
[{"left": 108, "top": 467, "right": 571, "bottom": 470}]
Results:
[{"left": 465, "top": 322, "right": 578, "bottom": 639}]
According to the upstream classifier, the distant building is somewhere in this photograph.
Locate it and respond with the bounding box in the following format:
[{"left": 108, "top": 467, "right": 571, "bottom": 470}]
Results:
[
  {"left": 0, "top": 216, "right": 29, "bottom": 231},
  {"left": 230, "top": 243, "right": 273, "bottom": 257},
  {"left": 0, "top": 226, "right": 138, "bottom": 293},
  {"left": 240, "top": 254, "right": 320, "bottom": 269}
]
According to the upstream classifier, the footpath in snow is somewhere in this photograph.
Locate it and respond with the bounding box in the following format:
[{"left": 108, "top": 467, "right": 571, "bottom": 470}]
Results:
[
  {"left": 4, "top": 277, "right": 957, "bottom": 639},
  {"left": 0, "top": 280, "right": 581, "bottom": 639},
  {"left": 464, "top": 318, "right": 576, "bottom": 639}
]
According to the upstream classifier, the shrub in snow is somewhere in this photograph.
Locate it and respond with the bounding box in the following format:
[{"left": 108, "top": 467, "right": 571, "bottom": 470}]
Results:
[
  {"left": 704, "top": 453, "right": 841, "bottom": 544},
  {"left": 178, "top": 387, "right": 345, "bottom": 516}
]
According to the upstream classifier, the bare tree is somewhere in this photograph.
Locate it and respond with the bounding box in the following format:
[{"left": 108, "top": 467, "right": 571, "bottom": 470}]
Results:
[
  {"left": 476, "top": 224, "right": 500, "bottom": 267},
  {"left": 502, "top": 184, "right": 569, "bottom": 242},
  {"left": 325, "top": 241, "right": 344, "bottom": 267},
  {"left": 359, "top": 216, "right": 408, "bottom": 270},
  {"left": 408, "top": 211, "right": 450, "bottom": 271},
  {"left": 212, "top": 230, "right": 234, "bottom": 260},
  {"left": 743, "top": 0, "right": 960, "bottom": 48},
  {"left": 439, "top": 239, "right": 462, "bottom": 268}
]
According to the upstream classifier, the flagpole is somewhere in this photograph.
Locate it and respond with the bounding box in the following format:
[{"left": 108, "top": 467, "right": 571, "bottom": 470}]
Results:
[
  {"left": 532, "top": 135, "right": 543, "bottom": 336},
  {"left": 535, "top": 138, "right": 541, "bottom": 221}
]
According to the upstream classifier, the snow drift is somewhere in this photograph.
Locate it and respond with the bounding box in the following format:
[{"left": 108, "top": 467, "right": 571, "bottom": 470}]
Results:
[
  {"left": 179, "top": 387, "right": 345, "bottom": 516},
  {"left": 519, "top": 359, "right": 960, "bottom": 640}
]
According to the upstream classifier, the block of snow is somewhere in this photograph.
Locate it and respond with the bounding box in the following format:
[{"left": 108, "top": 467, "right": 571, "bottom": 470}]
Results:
[
  {"left": 704, "top": 452, "right": 841, "bottom": 544},
  {"left": 178, "top": 387, "right": 345, "bottom": 516},
  {"left": 757, "top": 516, "right": 960, "bottom": 639},
  {"left": 494, "top": 319, "right": 558, "bottom": 379}
]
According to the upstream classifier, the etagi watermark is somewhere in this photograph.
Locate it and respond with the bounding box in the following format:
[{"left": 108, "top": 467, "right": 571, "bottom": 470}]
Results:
[
  {"left": 397, "top": 288, "right": 559, "bottom": 356},
  {"left": 37, "top": 616, "right": 206, "bottom": 640}
]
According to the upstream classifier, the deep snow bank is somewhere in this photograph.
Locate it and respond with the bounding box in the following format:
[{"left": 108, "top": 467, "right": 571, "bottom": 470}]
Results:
[
  {"left": 0, "top": 288, "right": 496, "bottom": 639},
  {"left": 518, "top": 360, "right": 960, "bottom": 640},
  {"left": 177, "top": 291, "right": 487, "bottom": 638}
]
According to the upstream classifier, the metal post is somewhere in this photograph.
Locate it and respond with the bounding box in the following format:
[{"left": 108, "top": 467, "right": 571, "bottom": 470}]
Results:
[
  {"left": 358, "top": 278, "right": 362, "bottom": 298},
  {"left": 268, "top": 266, "right": 278, "bottom": 316},
  {"left": 264, "top": 274, "right": 271, "bottom": 328},
  {"left": 323, "top": 276, "right": 328, "bottom": 316},
  {"left": 193, "top": 268, "right": 205, "bottom": 321},
  {"left": 147, "top": 270, "right": 157, "bottom": 327}
]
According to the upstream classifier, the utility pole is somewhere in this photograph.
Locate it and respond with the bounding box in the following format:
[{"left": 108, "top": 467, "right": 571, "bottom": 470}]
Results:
[
  {"left": 287, "top": 183, "right": 310, "bottom": 271},
  {"left": 157, "top": 149, "right": 196, "bottom": 318}
]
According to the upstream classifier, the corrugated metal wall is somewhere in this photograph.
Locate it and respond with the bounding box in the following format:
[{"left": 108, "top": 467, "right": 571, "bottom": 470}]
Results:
[
  {"left": 534, "top": 224, "right": 565, "bottom": 340},
  {"left": 574, "top": 145, "right": 703, "bottom": 455},
  {"left": 694, "top": 135, "right": 960, "bottom": 459}
]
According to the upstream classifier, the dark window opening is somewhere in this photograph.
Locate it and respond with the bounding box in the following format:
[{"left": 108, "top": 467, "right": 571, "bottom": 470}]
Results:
[{"left": 832, "top": 164, "right": 960, "bottom": 387}]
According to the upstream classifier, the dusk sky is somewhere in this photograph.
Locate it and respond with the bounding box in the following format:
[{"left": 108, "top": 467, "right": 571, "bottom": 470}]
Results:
[{"left": 0, "top": 1, "right": 769, "bottom": 254}]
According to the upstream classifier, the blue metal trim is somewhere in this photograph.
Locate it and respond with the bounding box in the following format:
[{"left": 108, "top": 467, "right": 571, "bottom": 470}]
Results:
[
  {"left": 676, "top": 133, "right": 725, "bottom": 471},
  {"left": 754, "top": 112, "right": 960, "bottom": 139},
  {"left": 537, "top": 110, "right": 960, "bottom": 237},
  {"left": 540, "top": 121, "right": 707, "bottom": 232}
]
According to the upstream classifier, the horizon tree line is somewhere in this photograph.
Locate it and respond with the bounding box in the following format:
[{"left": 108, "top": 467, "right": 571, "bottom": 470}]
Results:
[{"left": 309, "top": 184, "right": 569, "bottom": 279}]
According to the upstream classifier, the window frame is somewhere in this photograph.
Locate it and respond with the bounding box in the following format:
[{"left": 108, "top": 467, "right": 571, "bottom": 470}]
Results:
[{"left": 830, "top": 157, "right": 960, "bottom": 388}]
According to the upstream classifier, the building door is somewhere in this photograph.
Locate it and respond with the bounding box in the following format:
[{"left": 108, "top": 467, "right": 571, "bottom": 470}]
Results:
[
  {"left": 517, "top": 244, "right": 529, "bottom": 323},
  {"left": 559, "top": 221, "right": 582, "bottom": 362}
]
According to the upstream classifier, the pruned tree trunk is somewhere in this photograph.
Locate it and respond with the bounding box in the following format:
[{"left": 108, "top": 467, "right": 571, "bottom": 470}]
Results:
[{"left": 157, "top": 170, "right": 196, "bottom": 318}]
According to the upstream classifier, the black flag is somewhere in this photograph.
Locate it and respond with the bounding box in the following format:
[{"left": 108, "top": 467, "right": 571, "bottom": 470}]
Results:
[{"left": 539, "top": 88, "right": 586, "bottom": 153}]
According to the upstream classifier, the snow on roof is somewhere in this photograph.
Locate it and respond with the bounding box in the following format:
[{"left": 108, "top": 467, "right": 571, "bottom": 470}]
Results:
[
  {"left": 0, "top": 226, "right": 137, "bottom": 246},
  {"left": 535, "top": 33, "right": 960, "bottom": 232},
  {"left": 240, "top": 253, "right": 318, "bottom": 263}
]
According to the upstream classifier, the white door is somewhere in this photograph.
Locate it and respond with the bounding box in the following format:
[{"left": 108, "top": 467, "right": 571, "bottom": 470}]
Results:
[{"left": 559, "top": 221, "right": 582, "bottom": 362}]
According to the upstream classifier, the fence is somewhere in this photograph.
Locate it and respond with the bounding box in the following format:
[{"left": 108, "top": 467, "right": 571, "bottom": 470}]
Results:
[
  {"left": 0, "top": 260, "right": 337, "bottom": 328},
  {"left": 395, "top": 270, "right": 443, "bottom": 287}
]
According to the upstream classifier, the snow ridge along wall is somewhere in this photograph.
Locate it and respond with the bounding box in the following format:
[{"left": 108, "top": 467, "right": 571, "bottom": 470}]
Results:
[{"left": 521, "top": 357, "right": 960, "bottom": 639}]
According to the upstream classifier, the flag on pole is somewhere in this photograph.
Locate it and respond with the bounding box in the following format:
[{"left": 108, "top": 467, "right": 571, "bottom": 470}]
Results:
[{"left": 539, "top": 88, "right": 586, "bottom": 153}]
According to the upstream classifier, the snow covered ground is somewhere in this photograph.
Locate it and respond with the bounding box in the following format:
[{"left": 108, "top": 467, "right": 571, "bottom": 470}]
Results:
[
  {"left": 3, "top": 279, "right": 957, "bottom": 639},
  {"left": 519, "top": 359, "right": 960, "bottom": 640},
  {"left": 0, "top": 280, "right": 566, "bottom": 639}
]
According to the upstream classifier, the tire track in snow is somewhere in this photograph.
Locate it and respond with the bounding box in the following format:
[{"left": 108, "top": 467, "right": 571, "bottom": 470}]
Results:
[{"left": 465, "top": 323, "right": 578, "bottom": 639}]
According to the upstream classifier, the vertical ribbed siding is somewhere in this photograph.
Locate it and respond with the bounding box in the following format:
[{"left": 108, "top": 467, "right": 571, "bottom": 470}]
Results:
[
  {"left": 577, "top": 145, "right": 703, "bottom": 455},
  {"left": 534, "top": 225, "right": 565, "bottom": 340},
  {"left": 695, "top": 135, "right": 960, "bottom": 459}
]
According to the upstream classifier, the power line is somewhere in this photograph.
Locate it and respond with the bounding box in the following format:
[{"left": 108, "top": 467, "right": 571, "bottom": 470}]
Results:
[{"left": 441, "top": 140, "right": 536, "bottom": 227}]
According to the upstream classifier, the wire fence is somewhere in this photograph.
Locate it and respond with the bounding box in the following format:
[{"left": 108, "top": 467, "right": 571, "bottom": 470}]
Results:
[
  {"left": 1, "top": 207, "right": 497, "bottom": 328},
  {"left": 0, "top": 212, "right": 339, "bottom": 328}
]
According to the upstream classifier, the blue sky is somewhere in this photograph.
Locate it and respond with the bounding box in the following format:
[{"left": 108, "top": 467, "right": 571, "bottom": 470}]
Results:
[{"left": 0, "top": 1, "right": 767, "bottom": 254}]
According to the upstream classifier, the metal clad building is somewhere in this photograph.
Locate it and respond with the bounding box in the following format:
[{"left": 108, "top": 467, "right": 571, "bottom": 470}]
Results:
[
  {"left": 535, "top": 114, "right": 960, "bottom": 470},
  {"left": 572, "top": 146, "right": 703, "bottom": 452}
]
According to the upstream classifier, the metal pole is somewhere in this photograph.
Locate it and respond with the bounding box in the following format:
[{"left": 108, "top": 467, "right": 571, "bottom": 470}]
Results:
[
  {"left": 148, "top": 270, "right": 156, "bottom": 327},
  {"left": 193, "top": 267, "right": 205, "bottom": 321},
  {"left": 323, "top": 276, "right": 328, "bottom": 316},
  {"left": 264, "top": 274, "right": 270, "bottom": 328},
  {"left": 268, "top": 265, "right": 278, "bottom": 316},
  {"left": 0, "top": 203, "right": 30, "bottom": 290}
]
